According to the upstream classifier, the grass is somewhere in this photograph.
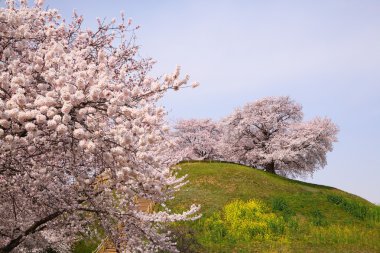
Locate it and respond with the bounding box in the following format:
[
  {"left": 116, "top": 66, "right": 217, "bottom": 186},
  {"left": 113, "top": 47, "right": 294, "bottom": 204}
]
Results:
[
  {"left": 165, "top": 161, "right": 380, "bottom": 252},
  {"left": 327, "top": 193, "right": 380, "bottom": 222},
  {"left": 71, "top": 223, "right": 104, "bottom": 253},
  {"left": 74, "top": 161, "right": 379, "bottom": 252},
  {"left": 71, "top": 239, "right": 100, "bottom": 253}
]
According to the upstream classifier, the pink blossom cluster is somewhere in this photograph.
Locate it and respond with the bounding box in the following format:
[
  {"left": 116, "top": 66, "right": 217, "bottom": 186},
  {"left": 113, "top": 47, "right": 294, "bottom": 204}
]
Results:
[
  {"left": 172, "top": 96, "right": 339, "bottom": 178},
  {"left": 220, "top": 96, "right": 339, "bottom": 177},
  {"left": 172, "top": 119, "right": 221, "bottom": 161},
  {"left": 0, "top": 1, "right": 199, "bottom": 252}
]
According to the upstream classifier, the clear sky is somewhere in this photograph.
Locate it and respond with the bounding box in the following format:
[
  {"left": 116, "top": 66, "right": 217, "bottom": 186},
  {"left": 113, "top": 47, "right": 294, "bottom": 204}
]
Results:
[{"left": 21, "top": 0, "right": 380, "bottom": 203}]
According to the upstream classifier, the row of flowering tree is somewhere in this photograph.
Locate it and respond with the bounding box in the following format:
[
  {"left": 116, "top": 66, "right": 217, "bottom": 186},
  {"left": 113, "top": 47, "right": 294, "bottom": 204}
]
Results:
[
  {"left": 0, "top": 1, "right": 200, "bottom": 252},
  {"left": 172, "top": 96, "right": 339, "bottom": 178}
]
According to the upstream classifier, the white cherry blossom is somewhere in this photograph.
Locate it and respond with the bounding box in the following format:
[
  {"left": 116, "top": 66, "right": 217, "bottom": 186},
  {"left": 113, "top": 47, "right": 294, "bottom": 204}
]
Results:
[{"left": 0, "top": 1, "right": 199, "bottom": 252}]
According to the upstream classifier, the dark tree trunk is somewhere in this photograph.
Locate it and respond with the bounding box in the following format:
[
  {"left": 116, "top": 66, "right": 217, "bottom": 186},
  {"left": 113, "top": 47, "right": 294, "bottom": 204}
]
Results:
[
  {"left": 264, "top": 162, "right": 276, "bottom": 174},
  {"left": 0, "top": 236, "right": 23, "bottom": 253},
  {"left": 0, "top": 211, "right": 63, "bottom": 253}
]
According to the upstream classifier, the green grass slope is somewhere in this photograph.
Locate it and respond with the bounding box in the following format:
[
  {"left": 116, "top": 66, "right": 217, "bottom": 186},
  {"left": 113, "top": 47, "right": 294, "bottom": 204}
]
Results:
[{"left": 167, "top": 161, "right": 380, "bottom": 253}]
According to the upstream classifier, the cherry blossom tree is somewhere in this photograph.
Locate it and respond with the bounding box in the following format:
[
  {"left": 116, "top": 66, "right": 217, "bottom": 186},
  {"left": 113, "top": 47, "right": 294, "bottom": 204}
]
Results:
[
  {"left": 0, "top": 1, "right": 199, "bottom": 252},
  {"left": 221, "top": 96, "right": 338, "bottom": 177},
  {"left": 172, "top": 119, "right": 221, "bottom": 161}
]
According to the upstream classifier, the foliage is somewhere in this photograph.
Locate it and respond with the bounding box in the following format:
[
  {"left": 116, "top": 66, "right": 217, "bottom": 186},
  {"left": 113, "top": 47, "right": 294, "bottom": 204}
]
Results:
[
  {"left": 327, "top": 194, "right": 380, "bottom": 222},
  {"left": 0, "top": 1, "right": 199, "bottom": 252},
  {"left": 270, "top": 196, "right": 295, "bottom": 219},
  {"left": 310, "top": 209, "right": 328, "bottom": 226}
]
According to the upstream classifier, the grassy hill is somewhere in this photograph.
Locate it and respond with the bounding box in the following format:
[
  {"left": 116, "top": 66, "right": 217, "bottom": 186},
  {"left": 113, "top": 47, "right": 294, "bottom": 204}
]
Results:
[{"left": 166, "top": 161, "right": 380, "bottom": 253}]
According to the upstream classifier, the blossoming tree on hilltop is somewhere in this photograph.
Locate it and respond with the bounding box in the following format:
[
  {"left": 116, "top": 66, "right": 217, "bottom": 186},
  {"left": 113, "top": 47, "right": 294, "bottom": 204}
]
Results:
[{"left": 221, "top": 96, "right": 339, "bottom": 177}]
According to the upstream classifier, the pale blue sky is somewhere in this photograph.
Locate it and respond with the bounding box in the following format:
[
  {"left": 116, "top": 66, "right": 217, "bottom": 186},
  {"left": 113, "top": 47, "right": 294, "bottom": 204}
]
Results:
[{"left": 20, "top": 1, "right": 380, "bottom": 203}]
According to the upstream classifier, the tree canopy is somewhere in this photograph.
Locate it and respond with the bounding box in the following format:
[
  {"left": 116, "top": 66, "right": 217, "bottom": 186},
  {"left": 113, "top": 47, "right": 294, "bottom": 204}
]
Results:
[
  {"left": 0, "top": 1, "right": 199, "bottom": 252},
  {"left": 221, "top": 96, "right": 339, "bottom": 177},
  {"left": 172, "top": 119, "right": 221, "bottom": 161}
]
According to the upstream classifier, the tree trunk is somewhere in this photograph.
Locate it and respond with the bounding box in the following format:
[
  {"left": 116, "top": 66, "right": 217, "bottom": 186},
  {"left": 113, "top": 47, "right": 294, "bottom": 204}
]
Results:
[
  {"left": 0, "top": 211, "right": 63, "bottom": 253},
  {"left": 0, "top": 237, "right": 23, "bottom": 253},
  {"left": 265, "top": 162, "right": 276, "bottom": 174}
]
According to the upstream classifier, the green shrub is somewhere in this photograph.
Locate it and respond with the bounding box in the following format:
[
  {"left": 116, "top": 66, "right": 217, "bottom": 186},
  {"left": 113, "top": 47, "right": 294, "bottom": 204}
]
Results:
[
  {"left": 270, "top": 196, "right": 295, "bottom": 219},
  {"left": 311, "top": 209, "right": 328, "bottom": 226},
  {"left": 271, "top": 197, "right": 289, "bottom": 211},
  {"left": 327, "top": 194, "right": 374, "bottom": 221}
]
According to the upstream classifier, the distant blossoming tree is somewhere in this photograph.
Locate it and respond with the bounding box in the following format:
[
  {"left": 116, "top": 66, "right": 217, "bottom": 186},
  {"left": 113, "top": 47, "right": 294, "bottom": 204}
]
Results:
[
  {"left": 221, "top": 96, "right": 339, "bottom": 177},
  {"left": 172, "top": 119, "right": 221, "bottom": 161},
  {"left": 0, "top": 1, "right": 199, "bottom": 252}
]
